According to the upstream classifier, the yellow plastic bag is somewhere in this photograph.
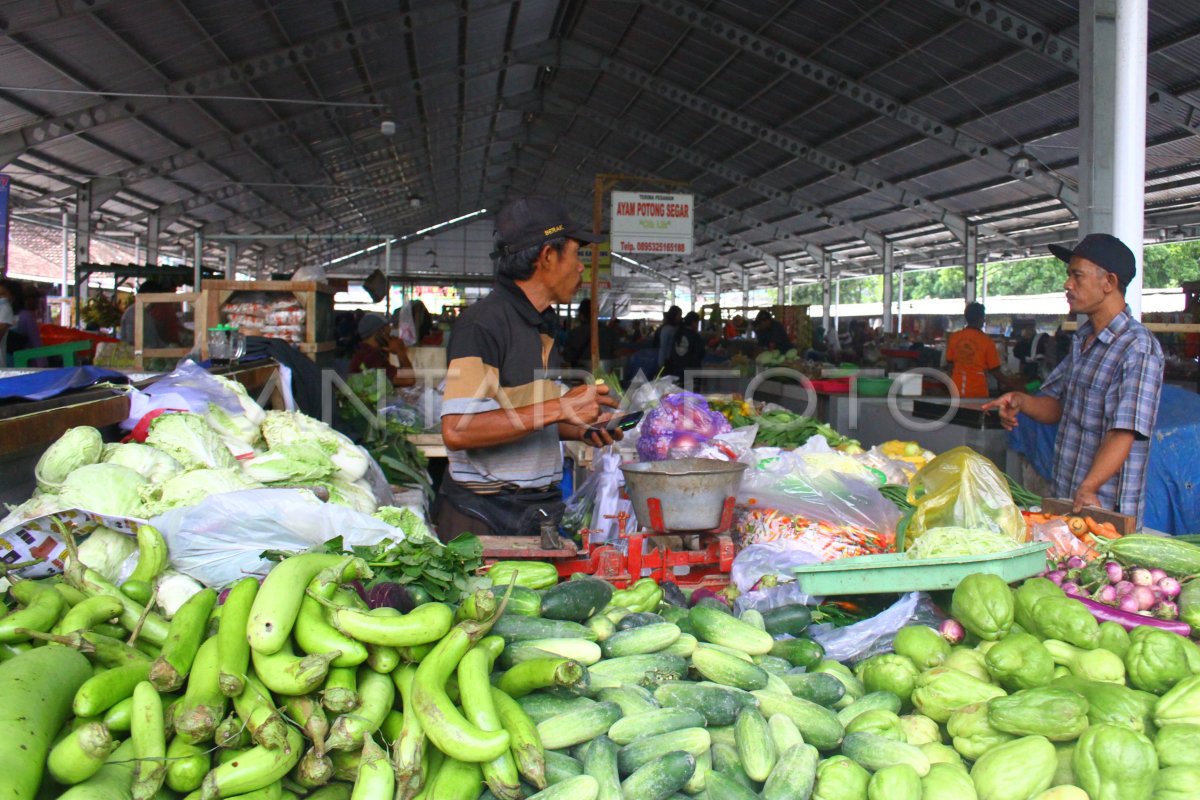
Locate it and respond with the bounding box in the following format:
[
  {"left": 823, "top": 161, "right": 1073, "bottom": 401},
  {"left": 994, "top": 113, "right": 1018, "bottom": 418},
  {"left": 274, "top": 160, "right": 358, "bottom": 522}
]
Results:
[{"left": 904, "top": 446, "right": 1026, "bottom": 550}]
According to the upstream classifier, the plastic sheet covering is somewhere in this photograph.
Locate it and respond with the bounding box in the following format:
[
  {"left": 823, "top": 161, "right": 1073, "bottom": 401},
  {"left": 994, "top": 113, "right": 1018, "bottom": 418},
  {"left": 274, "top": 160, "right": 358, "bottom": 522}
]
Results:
[
  {"left": 808, "top": 591, "right": 945, "bottom": 664},
  {"left": 1008, "top": 384, "right": 1200, "bottom": 535},
  {"left": 0, "top": 365, "right": 128, "bottom": 401}
]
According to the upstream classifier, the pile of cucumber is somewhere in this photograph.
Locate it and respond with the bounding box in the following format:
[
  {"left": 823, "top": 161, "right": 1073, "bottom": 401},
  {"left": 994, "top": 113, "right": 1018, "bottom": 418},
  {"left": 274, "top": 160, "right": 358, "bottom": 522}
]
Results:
[{"left": 0, "top": 547, "right": 835, "bottom": 800}]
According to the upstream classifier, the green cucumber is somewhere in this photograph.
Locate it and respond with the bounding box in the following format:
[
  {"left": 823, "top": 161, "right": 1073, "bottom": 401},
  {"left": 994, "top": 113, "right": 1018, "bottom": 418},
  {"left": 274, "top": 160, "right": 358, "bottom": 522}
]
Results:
[
  {"left": 499, "top": 639, "right": 602, "bottom": 668},
  {"left": 738, "top": 609, "right": 766, "bottom": 630},
  {"left": 838, "top": 691, "right": 904, "bottom": 726},
  {"left": 506, "top": 586, "right": 543, "bottom": 617},
  {"left": 607, "top": 707, "right": 706, "bottom": 745},
  {"left": 492, "top": 615, "right": 597, "bottom": 644},
  {"left": 752, "top": 654, "right": 794, "bottom": 676},
  {"left": 781, "top": 671, "right": 847, "bottom": 707},
  {"left": 653, "top": 681, "right": 756, "bottom": 727},
  {"left": 596, "top": 686, "right": 659, "bottom": 716},
  {"left": 615, "top": 612, "right": 666, "bottom": 631},
  {"left": 690, "top": 646, "right": 769, "bottom": 691},
  {"left": 734, "top": 706, "right": 775, "bottom": 782},
  {"left": 1105, "top": 535, "right": 1200, "bottom": 576},
  {"left": 543, "top": 750, "right": 584, "bottom": 784},
  {"left": 703, "top": 770, "right": 760, "bottom": 800},
  {"left": 690, "top": 605, "right": 774, "bottom": 655},
  {"left": 517, "top": 692, "right": 596, "bottom": 724},
  {"left": 536, "top": 700, "right": 622, "bottom": 750},
  {"left": 619, "top": 750, "right": 694, "bottom": 800},
  {"left": 586, "top": 615, "right": 617, "bottom": 642},
  {"left": 541, "top": 580, "right": 614, "bottom": 622},
  {"left": 840, "top": 731, "right": 931, "bottom": 776},
  {"left": 660, "top": 633, "right": 696, "bottom": 658},
  {"left": 528, "top": 774, "right": 599, "bottom": 799},
  {"left": 762, "top": 604, "right": 814, "bottom": 637},
  {"left": 771, "top": 638, "right": 825, "bottom": 668},
  {"left": 582, "top": 735, "right": 621, "bottom": 800},
  {"left": 761, "top": 743, "right": 819, "bottom": 800},
  {"left": 753, "top": 689, "right": 845, "bottom": 750},
  {"left": 600, "top": 624, "right": 680, "bottom": 658},
  {"left": 585, "top": 654, "right": 688, "bottom": 691}
]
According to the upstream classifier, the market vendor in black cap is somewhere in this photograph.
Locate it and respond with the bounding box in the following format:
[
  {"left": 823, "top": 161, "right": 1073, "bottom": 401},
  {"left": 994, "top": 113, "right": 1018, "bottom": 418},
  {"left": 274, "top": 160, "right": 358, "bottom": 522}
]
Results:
[
  {"left": 434, "top": 196, "right": 622, "bottom": 540},
  {"left": 984, "top": 233, "right": 1164, "bottom": 525}
]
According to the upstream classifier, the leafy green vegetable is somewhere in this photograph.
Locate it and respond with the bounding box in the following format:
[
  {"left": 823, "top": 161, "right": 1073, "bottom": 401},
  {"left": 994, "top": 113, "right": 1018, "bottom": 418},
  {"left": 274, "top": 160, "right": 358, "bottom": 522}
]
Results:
[
  {"left": 35, "top": 426, "right": 104, "bottom": 492},
  {"left": 315, "top": 532, "right": 485, "bottom": 604},
  {"left": 146, "top": 412, "right": 238, "bottom": 470}
]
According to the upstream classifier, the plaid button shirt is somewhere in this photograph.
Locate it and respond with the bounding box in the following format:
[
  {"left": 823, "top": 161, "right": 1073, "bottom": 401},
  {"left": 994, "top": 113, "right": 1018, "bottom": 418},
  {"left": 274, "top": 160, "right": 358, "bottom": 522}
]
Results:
[{"left": 1037, "top": 306, "right": 1164, "bottom": 526}]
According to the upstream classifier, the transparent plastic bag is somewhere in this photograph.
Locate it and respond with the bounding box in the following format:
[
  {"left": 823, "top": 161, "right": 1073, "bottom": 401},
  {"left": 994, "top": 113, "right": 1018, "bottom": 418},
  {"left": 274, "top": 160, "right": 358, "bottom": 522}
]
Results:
[
  {"left": 734, "top": 449, "right": 899, "bottom": 557},
  {"left": 730, "top": 543, "right": 823, "bottom": 613},
  {"left": 152, "top": 488, "right": 402, "bottom": 586},
  {"left": 624, "top": 375, "right": 680, "bottom": 412},
  {"left": 808, "top": 591, "right": 945, "bottom": 663},
  {"left": 395, "top": 302, "right": 418, "bottom": 346},
  {"left": 637, "top": 392, "right": 731, "bottom": 461},
  {"left": 672, "top": 425, "right": 757, "bottom": 462},
  {"left": 563, "top": 451, "right": 629, "bottom": 545},
  {"left": 123, "top": 359, "right": 245, "bottom": 428},
  {"left": 905, "top": 446, "right": 1025, "bottom": 550},
  {"left": 1033, "top": 518, "right": 1091, "bottom": 562}
]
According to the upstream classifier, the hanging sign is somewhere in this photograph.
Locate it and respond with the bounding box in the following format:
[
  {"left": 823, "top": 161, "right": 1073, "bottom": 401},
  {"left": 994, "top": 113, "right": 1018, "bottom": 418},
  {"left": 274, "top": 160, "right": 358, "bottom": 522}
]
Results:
[
  {"left": 610, "top": 191, "right": 694, "bottom": 255},
  {"left": 0, "top": 175, "right": 10, "bottom": 276}
]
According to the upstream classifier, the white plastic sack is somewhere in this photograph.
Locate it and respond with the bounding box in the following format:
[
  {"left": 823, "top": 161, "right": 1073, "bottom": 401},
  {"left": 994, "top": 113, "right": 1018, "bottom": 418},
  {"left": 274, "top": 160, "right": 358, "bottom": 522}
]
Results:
[
  {"left": 123, "top": 359, "right": 245, "bottom": 430},
  {"left": 807, "top": 591, "right": 945, "bottom": 663},
  {"left": 730, "top": 543, "right": 823, "bottom": 614},
  {"left": 152, "top": 488, "right": 403, "bottom": 587}
]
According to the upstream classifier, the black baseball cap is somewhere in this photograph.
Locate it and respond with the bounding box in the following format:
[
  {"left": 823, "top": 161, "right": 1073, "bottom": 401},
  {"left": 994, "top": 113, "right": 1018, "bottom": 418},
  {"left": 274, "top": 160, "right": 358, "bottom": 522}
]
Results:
[
  {"left": 1048, "top": 233, "right": 1136, "bottom": 290},
  {"left": 493, "top": 196, "right": 603, "bottom": 256}
]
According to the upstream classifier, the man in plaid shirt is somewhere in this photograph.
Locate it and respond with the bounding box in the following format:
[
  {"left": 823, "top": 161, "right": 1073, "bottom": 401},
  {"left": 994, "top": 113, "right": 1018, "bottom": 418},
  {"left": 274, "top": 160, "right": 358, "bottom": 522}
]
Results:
[{"left": 985, "top": 234, "right": 1164, "bottom": 526}]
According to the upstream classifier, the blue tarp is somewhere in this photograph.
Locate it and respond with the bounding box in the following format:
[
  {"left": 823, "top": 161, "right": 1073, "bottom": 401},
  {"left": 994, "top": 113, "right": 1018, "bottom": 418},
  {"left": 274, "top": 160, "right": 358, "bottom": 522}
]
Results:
[
  {"left": 1008, "top": 384, "right": 1200, "bottom": 535},
  {"left": 0, "top": 366, "right": 129, "bottom": 402}
]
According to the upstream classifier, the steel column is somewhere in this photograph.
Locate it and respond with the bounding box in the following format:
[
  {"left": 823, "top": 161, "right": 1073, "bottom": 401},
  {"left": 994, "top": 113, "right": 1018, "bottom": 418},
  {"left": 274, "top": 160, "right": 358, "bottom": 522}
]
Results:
[
  {"left": 964, "top": 226, "right": 978, "bottom": 304},
  {"left": 193, "top": 234, "right": 203, "bottom": 288},
  {"left": 898, "top": 270, "right": 905, "bottom": 335},
  {"left": 821, "top": 251, "right": 832, "bottom": 341},
  {"left": 60, "top": 208, "right": 70, "bottom": 323},
  {"left": 74, "top": 184, "right": 92, "bottom": 313},
  {"left": 145, "top": 213, "right": 160, "bottom": 266},
  {"left": 225, "top": 244, "right": 237, "bottom": 279},
  {"left": 1080, "top": 0, "right": 1147, "bottom": 317},
  {"left": 882, "top": 243, "right": 895, "bottom": 333},
  {"left": 384, "top": 238, "right": 393, "bottom": 314}
]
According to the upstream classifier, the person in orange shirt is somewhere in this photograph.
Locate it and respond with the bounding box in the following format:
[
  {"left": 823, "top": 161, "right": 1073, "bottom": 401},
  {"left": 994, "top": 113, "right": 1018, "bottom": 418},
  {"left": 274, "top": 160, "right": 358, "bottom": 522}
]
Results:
[{"left": 945, "top": 302, "right": 1002, "bottom": 398}]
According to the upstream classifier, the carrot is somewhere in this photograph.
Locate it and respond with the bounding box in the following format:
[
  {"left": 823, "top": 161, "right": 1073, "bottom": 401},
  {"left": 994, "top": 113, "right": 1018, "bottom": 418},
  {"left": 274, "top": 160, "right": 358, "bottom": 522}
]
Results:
[{"left": 1084, "top": 517, "right": 1122, "bottom": 540}]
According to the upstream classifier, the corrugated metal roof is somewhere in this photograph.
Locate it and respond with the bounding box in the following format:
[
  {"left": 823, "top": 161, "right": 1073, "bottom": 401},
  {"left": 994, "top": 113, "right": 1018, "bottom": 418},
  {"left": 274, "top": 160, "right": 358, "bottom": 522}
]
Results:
[{"left": 0, "top": 0, "right": 1196, "bottom": 285}]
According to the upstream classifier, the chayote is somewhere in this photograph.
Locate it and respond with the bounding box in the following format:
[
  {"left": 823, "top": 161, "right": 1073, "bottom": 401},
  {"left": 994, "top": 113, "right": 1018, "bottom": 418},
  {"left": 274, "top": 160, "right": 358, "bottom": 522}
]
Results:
[
  {"left": 867, "top": 763, "right": 921, "bottom": 800},
  {"left": 987, "top": 686, "right": 1090, "bottom": 742},
  {"left": 919, "top": 741, "right": 964, "bottom": 768},
  {"left": 1030, "top": 596, "right": 1100, "bottom": 650},
  {"left": 912, "top": 666, "right": 1007, "bottom": 723},
  {"left": 846, "top": 709, "right": 905, "bottom": 741},
  {"left": 1096, "top": 621, "right": 1131, "bottom": 659},
  {"left": 893, "top": 625, "right": 950, "bottom": 669},
  {"left": 944, "top": 647, "right": 993, "bottom": 684},
  {"left": 1126, "top": 629, "right": 1193, "bottom": 695},
  {"left": 951, "top": 573, "right": 1015, "bottom": 641},
  {"left": 1013, "top": 578, "right": 1064, "bottom": 638},
  {"left": 920, "top": 762, "right": 978, "bottom": 800},
  {"left": 1052, "top": 741, "right": 1076, "bottom": 787},
  {"left": 1044, "top": 638, "right": 1126, "bottom": 684},
  {"left": 984, "top": 632, "right": 1056, "bottom": 691},
  {"left": 812, "top": 754, "right": 870, "bottom": 800},
  {"left": 855, "top": 654, "right": 920, "bottom": 707},
  {"left": 898, "top": 713, "right": 941, "bottom": 746},
  {"left": 1072, "top": 723, "right": 1158, "bottom": 800},
  {"left": 1153, "top": 723, "right": 1200, "bottom": 768},
  {"left": 1052, "top": 674, "right": 1156, "bottom": 735},
  {"left": 1154, "top": 674, "right": 1200, "bottom": 727},
  {"left": 947, "top": 702, "right": 1016, "bottom": 760},
  {"left": 970, "top": 735, "right": 1057, "bottom": 800},
  {"left": 1153, "top": 765, "right": 1200, "bottom": 800},
  {"left": 1033, "top": 788, "right": 1089, "bottom": 800}
]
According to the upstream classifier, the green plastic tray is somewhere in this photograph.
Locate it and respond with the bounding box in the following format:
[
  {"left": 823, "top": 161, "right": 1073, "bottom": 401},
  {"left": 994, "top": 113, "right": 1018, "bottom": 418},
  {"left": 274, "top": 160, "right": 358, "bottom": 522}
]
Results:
[{"left": 791, "top": 541, "right": 1050, "bottom": 595}]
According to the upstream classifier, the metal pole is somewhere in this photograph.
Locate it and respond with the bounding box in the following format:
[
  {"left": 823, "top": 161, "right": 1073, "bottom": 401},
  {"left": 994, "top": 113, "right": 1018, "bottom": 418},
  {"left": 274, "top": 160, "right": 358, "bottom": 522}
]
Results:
[
  {"left": 964, "top": 226, "right": 978, "bottom": 304},
  {"left": 74, "top": 184, "right": 92, "bottom": 322},
  {"left": 225, "top": 244, "right": 236, "bottom": 279},
  {"left": 60, "top": 208, "right": 69, "bottom": 324},
  {"left": 898, "top": 269, "right": 905, "bottom": 335},
  {"left": 134, "top": 235, "right": 141, "bottom": 265},
  {"left": 384, "top": 238, "right": 392, "bottom": 315},
  {"left": 192, "top": 234, "right": 203, "bottom": 289},
  {"left": 834, "top": 276, "right": 841, "bottom": 334},
  {"left": 882, "top": 243, "right": 895, "bottom": 333},
  {"left": 821, "top": 251, "right": 832, "bottom": 341},
  {"left": 146, "top": 213, "right": 159, "bottom": 266},
  {"left": 590, "top": 176, "right": 604, "bottom": 372}
]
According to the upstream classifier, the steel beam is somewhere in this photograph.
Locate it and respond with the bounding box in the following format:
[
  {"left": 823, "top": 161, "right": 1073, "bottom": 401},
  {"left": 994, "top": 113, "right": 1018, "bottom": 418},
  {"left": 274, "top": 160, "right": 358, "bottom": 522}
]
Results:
[
  {"left": 633, "top": 0, "right": 1078, "bottom": 210},
  {"left": 882, "top": 243, "right": 895, "bottom": 332},
  {"left": 964, "top": 226, "right": 978, "bottom": 303}
]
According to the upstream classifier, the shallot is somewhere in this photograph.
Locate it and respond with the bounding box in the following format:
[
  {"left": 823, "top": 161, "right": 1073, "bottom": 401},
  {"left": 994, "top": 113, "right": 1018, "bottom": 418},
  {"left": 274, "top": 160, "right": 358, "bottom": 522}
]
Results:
[
  {"left": 1130, "top": 568, "right": 1154, "bottom": 587},
  {"left": 1105, "top": 562, "right": 1125, "bottom": 584},
  {"left": 1132, "top": 585, "right": 1157, "bottom": 611},
  {"left": 1066, "top": 556, "right": 1087, "bottom": 571},
  {"left": 1046, "top": 570, "right": 1066, "bottom": 586},
  {"left": 1118, "top": 594, "right": 1141, "bottom": 614},
  {"left": 1114, "top": 580, "right": 1135, "bottom": 598},
  {"left": 940, "top": 618, "right": 965, "bottom": 645},
  {"left": 1096, "top": 585, "right": 1118, "bottom": 604},
  {"left": 1160, "top": 577, "right": 1183, "bottom": 600},
  {"left": 1062, "top": 582, "right": 1082, "bottom": 597}
]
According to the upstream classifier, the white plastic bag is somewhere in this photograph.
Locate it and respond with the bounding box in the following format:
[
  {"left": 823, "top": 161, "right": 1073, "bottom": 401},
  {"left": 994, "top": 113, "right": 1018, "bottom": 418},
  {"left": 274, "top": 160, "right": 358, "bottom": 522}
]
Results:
[
  {"left": 807, "top": 592, "right": 945, "bottom": 663},
  {"left": 152, "top": 488, "right": 403, "bottom": 587},
  {"left": 123, "top": 359, "right": 245, "bottom": 430},
  {"left": 730, "top": 543, "right": 823, "bottom": 614}
]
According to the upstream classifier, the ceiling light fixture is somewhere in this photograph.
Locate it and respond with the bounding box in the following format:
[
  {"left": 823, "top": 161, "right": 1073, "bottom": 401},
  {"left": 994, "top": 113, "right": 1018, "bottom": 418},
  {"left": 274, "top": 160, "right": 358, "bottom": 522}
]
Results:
[{"left": 409, "top": 195, "right": 422, "bottom": 209}]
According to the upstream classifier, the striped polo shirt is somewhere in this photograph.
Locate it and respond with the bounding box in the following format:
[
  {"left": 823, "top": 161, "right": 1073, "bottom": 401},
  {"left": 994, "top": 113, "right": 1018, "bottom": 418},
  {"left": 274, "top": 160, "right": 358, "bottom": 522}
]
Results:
[{"left": 441, "top": 277, "right": 564, "bottom": 492}]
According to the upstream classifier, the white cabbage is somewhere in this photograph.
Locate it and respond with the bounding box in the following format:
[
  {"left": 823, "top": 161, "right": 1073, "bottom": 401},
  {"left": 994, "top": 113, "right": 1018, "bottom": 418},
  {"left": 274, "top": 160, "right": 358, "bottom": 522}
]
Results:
[
  {"left": 146, "top": 412, "right": 238, "bottom": 470},
  {"left": 206, "top": 402, "right": 261, "bottom": 448},
  {"left": 241, "top": 441, "right": 336, "bottom": 484},
  {"left": 209, "top": 374, "right": 267, "bottom": 425},
  {"left": 102, "top": 442, "right": 183, "bottom": 484},
  {"left": 261, "top": 411, "right": 369, "bottom": 482},
  {"left": 76, "top": 525, "right": 138, "bottom": 582},
  {"left": 154, "top": 569, "right": 205, "bottom": 618},
  {"left": 59, "top": 463, "right": 149, "bottom": 518},
  {"left": 145, "top": 468, "right": 263, "bottom": 515},
  {"left": 34, "top": 426, "right": 104, "bottom": 492}
]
